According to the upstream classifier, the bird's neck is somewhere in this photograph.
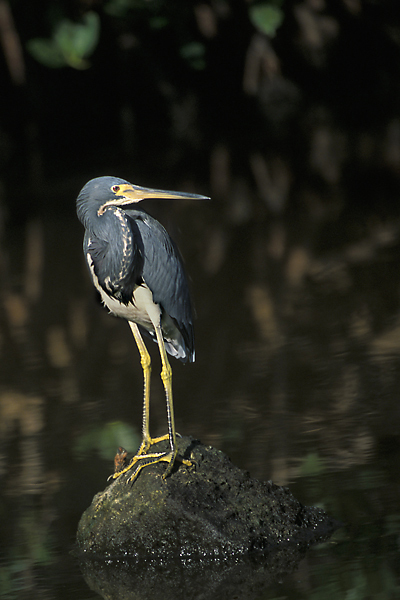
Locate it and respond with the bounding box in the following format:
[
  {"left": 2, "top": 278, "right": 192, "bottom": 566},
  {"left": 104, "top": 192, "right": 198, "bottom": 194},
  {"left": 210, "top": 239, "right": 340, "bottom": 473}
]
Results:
[{"left": 87, "top": 205, "right": 127, "bottom": 242}]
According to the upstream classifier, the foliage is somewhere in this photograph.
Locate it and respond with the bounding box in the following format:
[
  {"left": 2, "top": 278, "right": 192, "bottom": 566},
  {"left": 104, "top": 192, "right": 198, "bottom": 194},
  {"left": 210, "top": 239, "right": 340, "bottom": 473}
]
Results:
[
  {"left": 249, "top": 0, "right": 285, "bottom": 37},
  {"left": 105, "top": 0, "right": 165, "bottom": 19},
  {"left": 26, "top": 11, "right": 100, "bottom": 69},
  {"left": 73, "top": 420, "right": 139, "bottom": 461},
  {"left": 298, "top": 452, "right": 326, "bottom": 477},
  {"left": 179, "top": 41, "right": 206, "bottom": 70},
  {"left": 25, "top": 0, "right": 285, "bottom": 72}
]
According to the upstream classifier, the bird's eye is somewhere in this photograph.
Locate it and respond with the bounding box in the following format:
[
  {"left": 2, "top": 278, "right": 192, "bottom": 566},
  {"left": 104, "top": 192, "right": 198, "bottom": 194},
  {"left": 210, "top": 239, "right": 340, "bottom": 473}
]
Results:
[{"left": 112, "top": 185, "right": 120, "bottom": 193}]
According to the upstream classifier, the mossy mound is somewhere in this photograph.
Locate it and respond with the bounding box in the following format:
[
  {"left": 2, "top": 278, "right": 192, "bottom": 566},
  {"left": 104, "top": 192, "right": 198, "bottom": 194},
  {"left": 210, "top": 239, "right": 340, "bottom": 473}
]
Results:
[{"left": 76, "top": 436, "right": 338, "bottom": 558}]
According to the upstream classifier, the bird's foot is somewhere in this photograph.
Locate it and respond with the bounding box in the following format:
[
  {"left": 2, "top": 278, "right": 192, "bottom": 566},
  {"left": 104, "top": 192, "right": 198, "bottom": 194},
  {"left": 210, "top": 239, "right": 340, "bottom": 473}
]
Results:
[
  {"left": 126, "top": 433, "right": 182, "bottom": 462},
  {"left": 109, "top": 446, "right": 193, "bottom": 484},
  {"left": 127, "top": 449, "right": 178, "bottom": 484},
  {"left": 138, "top": 432, "right": 182, "bottom": 450}
]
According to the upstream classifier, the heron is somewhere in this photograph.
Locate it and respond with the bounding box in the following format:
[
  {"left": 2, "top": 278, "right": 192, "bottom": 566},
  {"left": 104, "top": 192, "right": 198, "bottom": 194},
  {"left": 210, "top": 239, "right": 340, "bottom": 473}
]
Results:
[{"left": 76, "top": 176, "right": 208, "bottom": 483}]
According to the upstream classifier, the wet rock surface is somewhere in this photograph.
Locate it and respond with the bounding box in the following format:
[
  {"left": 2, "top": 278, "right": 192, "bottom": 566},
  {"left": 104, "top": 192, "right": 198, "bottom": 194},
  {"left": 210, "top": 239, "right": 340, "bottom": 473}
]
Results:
[{"left": 76, "top": 436, "right": 339, "bottom": 558}]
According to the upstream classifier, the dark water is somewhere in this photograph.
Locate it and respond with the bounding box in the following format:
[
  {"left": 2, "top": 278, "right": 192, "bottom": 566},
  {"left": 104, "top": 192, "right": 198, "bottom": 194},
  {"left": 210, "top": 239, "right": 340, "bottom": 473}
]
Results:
[{"left": 1, "top": 192, "right": 400, "bottom": 599}]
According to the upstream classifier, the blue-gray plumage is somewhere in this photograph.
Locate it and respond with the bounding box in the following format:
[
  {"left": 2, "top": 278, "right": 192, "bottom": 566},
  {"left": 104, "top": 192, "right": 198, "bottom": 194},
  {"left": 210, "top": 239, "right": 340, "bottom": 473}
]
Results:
[{"left": 76, "top": 175, "right": 208, "bottom": 482}]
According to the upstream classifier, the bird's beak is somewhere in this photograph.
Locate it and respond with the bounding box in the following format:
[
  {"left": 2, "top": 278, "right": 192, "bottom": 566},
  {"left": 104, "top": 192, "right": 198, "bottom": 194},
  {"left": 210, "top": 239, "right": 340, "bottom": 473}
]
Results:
[
  {"left": 99, "top": 184, "right": 209, "bottom": 215},
  {"left": 119, "top": 184, "right": 209, "bottom": 203}
]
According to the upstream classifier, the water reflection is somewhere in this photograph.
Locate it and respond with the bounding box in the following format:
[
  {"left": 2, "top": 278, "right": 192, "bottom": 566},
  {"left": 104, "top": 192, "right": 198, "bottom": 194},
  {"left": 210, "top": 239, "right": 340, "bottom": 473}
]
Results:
[
  {"left": 78, "top": 544, "right": 320, "bottom": 600},
  {"left": 1, "top": 197, "right": 400, "bottom": 597}
]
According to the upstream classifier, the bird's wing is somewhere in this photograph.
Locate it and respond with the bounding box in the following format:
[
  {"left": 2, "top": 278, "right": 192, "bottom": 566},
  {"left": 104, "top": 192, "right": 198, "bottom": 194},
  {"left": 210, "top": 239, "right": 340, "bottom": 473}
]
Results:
[{"left": 127, "top": 211, "right": 194, "bottom": 356}]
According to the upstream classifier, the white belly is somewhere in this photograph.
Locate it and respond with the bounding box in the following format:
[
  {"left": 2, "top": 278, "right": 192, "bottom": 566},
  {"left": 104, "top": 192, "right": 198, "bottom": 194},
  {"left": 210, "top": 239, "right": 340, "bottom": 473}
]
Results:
[{"left": 87, "top": 253, "right": 161, "bottom": 331}]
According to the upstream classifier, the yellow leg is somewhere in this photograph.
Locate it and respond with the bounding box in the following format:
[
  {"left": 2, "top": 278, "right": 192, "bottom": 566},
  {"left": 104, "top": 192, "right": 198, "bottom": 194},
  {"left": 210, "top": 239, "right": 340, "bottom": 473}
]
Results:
[
  {"left": 110, "top": 321, "right": 191, "bottom": 484},
  {"left": 154, "top": 322, "right": 178, "bottom": 479},
  {"left": 129, "top": 322, "right": 154, "bottom": 451}
]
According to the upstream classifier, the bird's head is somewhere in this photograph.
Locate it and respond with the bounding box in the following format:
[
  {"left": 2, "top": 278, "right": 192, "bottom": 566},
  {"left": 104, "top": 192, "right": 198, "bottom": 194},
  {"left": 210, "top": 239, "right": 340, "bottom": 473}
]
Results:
[{"left": 77, "top": 175, "right": 209, "bottom": 227}]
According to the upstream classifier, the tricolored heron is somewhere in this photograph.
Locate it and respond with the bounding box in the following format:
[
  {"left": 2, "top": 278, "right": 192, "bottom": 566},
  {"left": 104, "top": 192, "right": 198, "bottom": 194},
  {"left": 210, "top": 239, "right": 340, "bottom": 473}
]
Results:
[{"left": 76, "top": 176, "right": 208, "bottom": 483}]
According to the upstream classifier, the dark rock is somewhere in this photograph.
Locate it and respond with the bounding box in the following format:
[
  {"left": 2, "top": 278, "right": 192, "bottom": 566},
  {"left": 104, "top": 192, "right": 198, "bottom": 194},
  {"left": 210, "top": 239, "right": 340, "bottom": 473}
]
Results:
[{"left": 76, "top": 436, "right": 339, "bottom": 558}]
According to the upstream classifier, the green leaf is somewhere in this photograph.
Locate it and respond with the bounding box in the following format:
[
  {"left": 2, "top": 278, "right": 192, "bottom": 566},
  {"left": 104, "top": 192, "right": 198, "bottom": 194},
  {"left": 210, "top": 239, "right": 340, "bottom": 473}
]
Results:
[
  {"left": 180, "top": 42, "right": 206, "bottom": 70},
  {"left": 55, "top": 12, "right": 99, "bottom": 60},
  {"left": 26, "top": 38, "right": 67, "bottom": 68},
  {"left": 150, "top": 16, "right": 168, "bottom": 29},
  {"left": 73, "top": 421, "right": 139, "bottom": 461},
  {"left": 105, "top": 0, "right": 147, "bottom": 18},
  {"left": 26, "top": 12, "right": 100, "bottom": 70},
  {"left": 249, "top": 3, "right": 284, "bottom": 37},
  {"left": 298, "top": 452, "right": 326, "bottom": 477},
  {"left": 54, "top": 12, "right": 100, "bottom": 69},
  {"left": 97, "top": 421, "right": 139, "bottom": 460}
]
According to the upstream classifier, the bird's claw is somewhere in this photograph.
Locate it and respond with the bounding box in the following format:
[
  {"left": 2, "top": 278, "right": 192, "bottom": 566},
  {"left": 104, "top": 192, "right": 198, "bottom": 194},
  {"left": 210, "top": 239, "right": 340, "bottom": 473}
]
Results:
[{"left": 109, "top": 449, "right": 194, "bottom": 484}]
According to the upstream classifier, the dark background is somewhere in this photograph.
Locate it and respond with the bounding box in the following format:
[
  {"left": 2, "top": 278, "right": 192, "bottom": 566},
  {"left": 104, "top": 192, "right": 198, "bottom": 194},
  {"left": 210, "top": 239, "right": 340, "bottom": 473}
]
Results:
[{"left": 1, "top": 1, "right": 400, "bottom": 598}]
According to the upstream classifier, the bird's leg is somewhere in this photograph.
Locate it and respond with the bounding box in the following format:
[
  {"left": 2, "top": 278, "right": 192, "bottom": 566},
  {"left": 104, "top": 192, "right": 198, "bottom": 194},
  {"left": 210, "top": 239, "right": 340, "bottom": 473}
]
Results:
[
  {"left": 128, "top": 322, "right": 154, "bottom": 454},
  {"left": 110, "top": 321, "right": 191, "bottom": 484},
  {"left": 152, "top": 323, "right": 192, "bottom": 481},
  {"left": 110, "top": 323, "right": 163, "bottom": 482},
  {"left": 155, "top": 323, "right": 177, "bottom": 478},
  {"left": 128, "top": 322, "right": 172, "bottom": 451},
  {"left": 123, "top": 324, "right": 192, "bottom": 485}
]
